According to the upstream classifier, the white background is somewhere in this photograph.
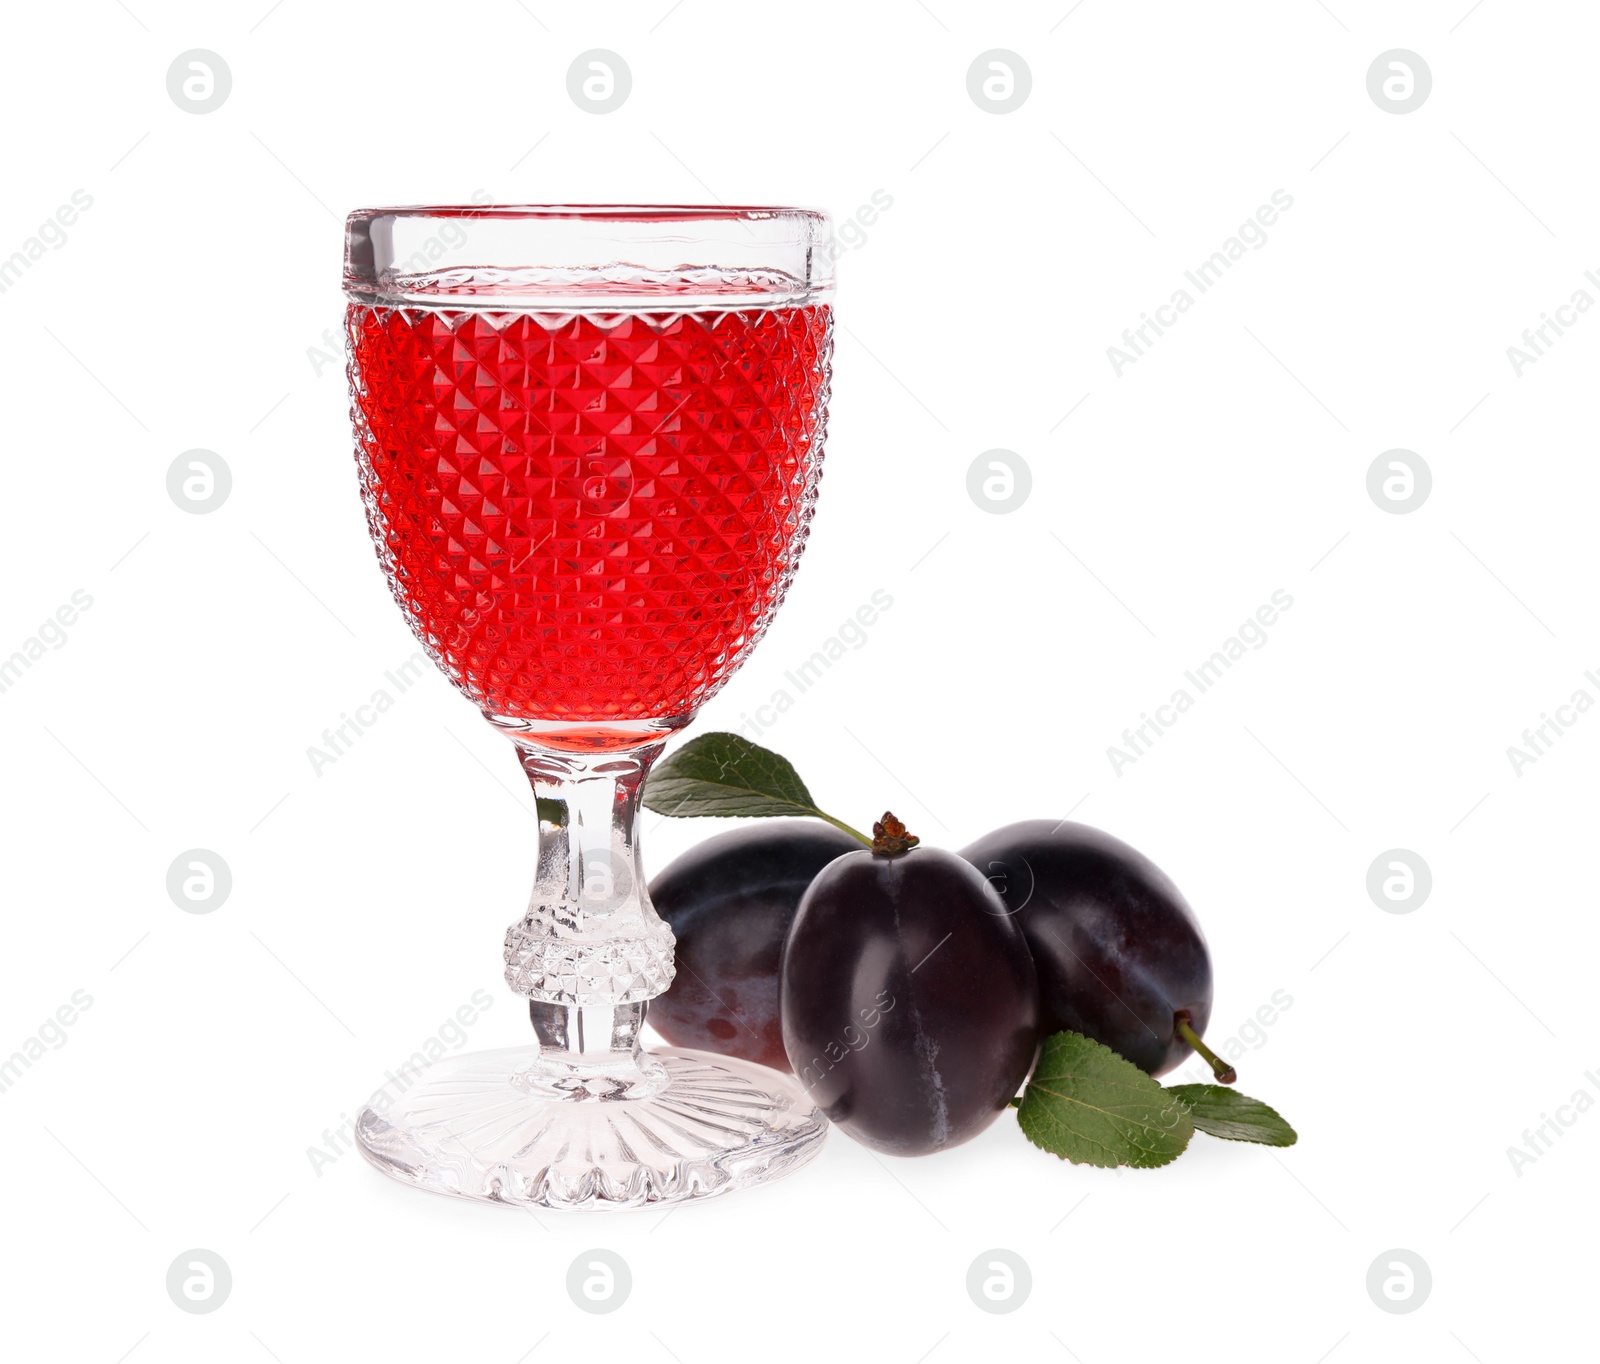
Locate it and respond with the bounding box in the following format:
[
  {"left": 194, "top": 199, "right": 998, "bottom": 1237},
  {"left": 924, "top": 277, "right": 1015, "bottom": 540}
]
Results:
[{"left": 1, "top": 1, "right": 1595, "bottom": 1360}]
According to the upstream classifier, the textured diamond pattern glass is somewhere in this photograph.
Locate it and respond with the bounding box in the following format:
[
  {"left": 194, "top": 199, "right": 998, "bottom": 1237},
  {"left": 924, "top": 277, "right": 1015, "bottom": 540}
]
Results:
[{"left": 348, "top": 305, "right": 831, "bottom": 722}]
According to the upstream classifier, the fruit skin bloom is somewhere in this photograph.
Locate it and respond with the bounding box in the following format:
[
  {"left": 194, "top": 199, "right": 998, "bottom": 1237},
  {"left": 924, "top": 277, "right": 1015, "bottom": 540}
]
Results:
[
  {"left": 648, "top": 820, "right": 861, "bottom": 1072},
  {"left": 782, "top": 822, "right": 1038, "bottom": 1156},
  {"left": 960, "top": 820, "right": 1213, "bottom": 1078}
]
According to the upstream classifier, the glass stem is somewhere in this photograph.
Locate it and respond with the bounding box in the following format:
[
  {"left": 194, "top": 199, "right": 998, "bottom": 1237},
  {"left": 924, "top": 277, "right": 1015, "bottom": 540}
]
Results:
[
  {"left": 502, "top": 736, "right": 677, "bottom": 1013},
  {"left": 528, "top": 1001, "right": 646, "bottom": 1071}
]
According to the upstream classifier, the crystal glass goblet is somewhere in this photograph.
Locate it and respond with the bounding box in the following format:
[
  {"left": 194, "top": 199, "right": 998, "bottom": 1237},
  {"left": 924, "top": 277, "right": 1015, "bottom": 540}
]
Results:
[{"left": 343, "top": 205, "right": 834, "bottom": 1209}]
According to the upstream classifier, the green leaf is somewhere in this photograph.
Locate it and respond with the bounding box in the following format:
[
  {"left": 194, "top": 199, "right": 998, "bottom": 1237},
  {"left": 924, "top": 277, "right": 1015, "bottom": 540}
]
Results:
[
  {"left": 642, "top": 732, "right": 818, "bottom": 818},
  {"left": 1017, "top": 1031, "right": 1194, "bottom": 1169},
  {"left": 1166, "top": 1085, "right": 1298, "bottom": 1147},
  {"left": 642, "top": 732, "right": 869, "bottom": 843}
]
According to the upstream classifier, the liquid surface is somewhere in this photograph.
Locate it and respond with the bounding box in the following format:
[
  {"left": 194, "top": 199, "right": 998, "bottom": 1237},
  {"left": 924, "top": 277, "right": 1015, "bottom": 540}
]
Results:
[{"left": 348, "top": 302, "right": 830, "bottom": 721}]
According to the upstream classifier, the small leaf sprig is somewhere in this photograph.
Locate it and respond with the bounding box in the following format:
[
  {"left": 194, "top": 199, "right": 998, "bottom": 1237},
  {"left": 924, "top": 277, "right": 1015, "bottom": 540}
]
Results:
[
  {"left": 1016, "top": 1033, "right": 1296, "bottom": 1169},
  {"left": 1017, "top": 1033, "right": 1194, "bottom": 1169},
  {"left": 643, "top": 731, "right": 873, "bottom": 845},
  {"left": 1167, "top": 1085, "right": 1297, "bottom": 1147}
]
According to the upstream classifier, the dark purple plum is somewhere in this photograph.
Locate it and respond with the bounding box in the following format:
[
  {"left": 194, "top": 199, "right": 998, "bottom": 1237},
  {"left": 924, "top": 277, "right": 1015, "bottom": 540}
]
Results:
[
  {"left": 959, "top": 820, "right": 1226, "bottom": 1080},
  {"left": 781, "top": 814, "right": 1039, "bottom": 1156},
  {"left": 648, "top": 820, "right": 860, "bottom": 1071}
]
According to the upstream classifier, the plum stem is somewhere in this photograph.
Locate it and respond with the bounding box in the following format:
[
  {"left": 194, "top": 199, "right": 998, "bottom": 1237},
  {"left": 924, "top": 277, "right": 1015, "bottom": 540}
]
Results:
[
  {"left": 1174, "top": 1010, "right": 1236, "bottom": 1084},
  {"left": 870, "top": 812, "right": 920, "bottom": 857}
]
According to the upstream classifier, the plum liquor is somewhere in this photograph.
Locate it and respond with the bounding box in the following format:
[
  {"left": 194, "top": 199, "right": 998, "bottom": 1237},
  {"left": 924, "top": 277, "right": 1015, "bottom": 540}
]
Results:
[{"left": 348, "top": 300, "right": 831, "bottom": 724}]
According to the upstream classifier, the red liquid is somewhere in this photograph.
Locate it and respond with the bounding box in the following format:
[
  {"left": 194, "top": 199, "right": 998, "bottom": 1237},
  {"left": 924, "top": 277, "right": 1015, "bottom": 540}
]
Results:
[{"left": 348, "top": 303, "right": 830, "bottom": 722}]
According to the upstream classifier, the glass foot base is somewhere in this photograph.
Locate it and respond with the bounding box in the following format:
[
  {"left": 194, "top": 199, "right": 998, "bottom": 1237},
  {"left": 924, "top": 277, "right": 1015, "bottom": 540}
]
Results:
[{"left": 355, "top": 1046, "right": 828, "bottom": 1211}]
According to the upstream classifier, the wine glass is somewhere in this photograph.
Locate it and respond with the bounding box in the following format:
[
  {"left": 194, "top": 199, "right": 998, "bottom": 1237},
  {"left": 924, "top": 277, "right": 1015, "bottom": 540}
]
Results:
[{"left": 342, "top": 205, "right": 834, "bottom": 1210}]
